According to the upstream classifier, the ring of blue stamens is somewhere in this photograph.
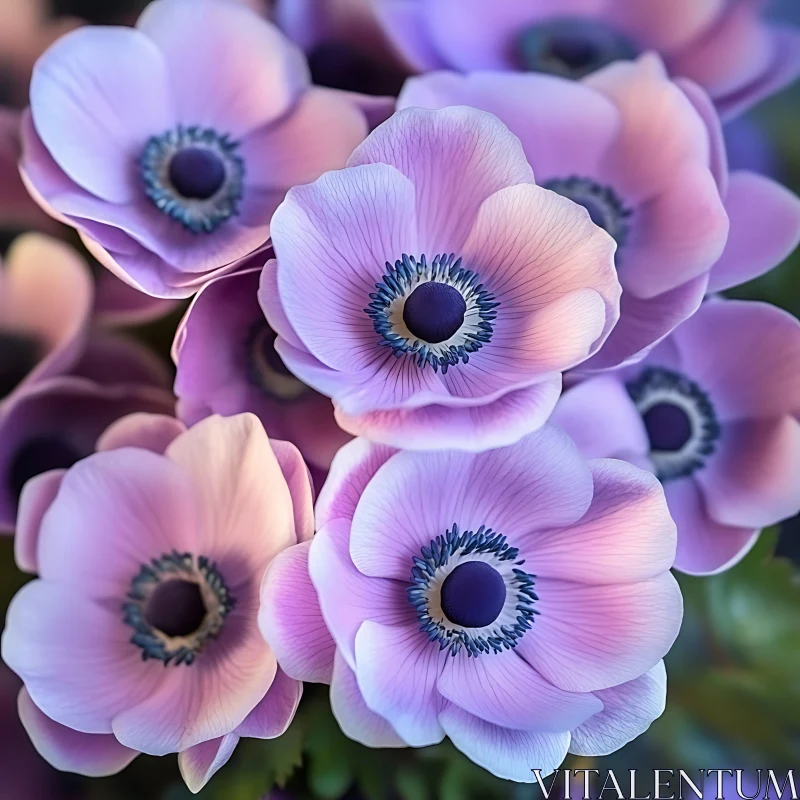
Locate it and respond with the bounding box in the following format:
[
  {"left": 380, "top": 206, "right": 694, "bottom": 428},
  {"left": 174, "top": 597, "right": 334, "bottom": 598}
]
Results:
[
  {"left": 544, "top": 176, "right": 632, "bottom": 248},
  {"left": 365, "top": 254, "right": 499, "bottom": 374},
  {"left": 140, "top": 125, "right": 245, "bottom": 234},
  {"left": 123, "top": 550, "right": 235, "bottom": 666},
  {"left": 408, "top": 524, "right": 538, "bottom": 657},
  {"left": 626, "top": 367, "right": 720, "bottom": 481}
]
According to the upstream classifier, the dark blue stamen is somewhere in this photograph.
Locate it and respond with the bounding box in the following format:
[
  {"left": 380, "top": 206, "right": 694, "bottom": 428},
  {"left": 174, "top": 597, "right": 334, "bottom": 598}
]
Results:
[
  {"left": 643, "top": 402, "right": 692, "bottom": 453},
  {"left": 365, "top": 253, "right": 499, "bottom": 374},
  {"left": 123, "top": 551, "right": 234, "bottom": 666},
  {"left": 0, "top": 331, "right": 41, "bottom": 399},
  {"left": 140, "top": 125, "right": 244, "bottom": 234},
  {"left": 8, "top": 436, "right": 83, "bottom": 505},
  {"left": 408, "top": 524, "right": 538, "bottom": 658},
  {"left": 516, "top": 18, "right": 639, "bottom": 80},
  {"left": 440, "top": 561, "right": 506, "bottom": 628},
  {"left": 543, "top": 176, "right": 632, "bottom": 248},
  {"left": 403, "top": 282, "right": 467, "bottom": 344},
  {"left": 627, "top": 367, "right": 720, "bottom": 481}
]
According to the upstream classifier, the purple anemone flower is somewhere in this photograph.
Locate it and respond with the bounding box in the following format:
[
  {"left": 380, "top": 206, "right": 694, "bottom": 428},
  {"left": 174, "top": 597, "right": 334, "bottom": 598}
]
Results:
[
  {"left": 1, "top": 233, "right": 93, "bottom": 407},
  {"left": 552, "top": 298, "right": 800, "bottom": 575},
  {"left": 174, "top": 254, "right": 351, "bottom": 472},
  {"left": 261, "top": 105, "right": 620, "bottom": 452},
  {"left": 400, "top": 58, "right": 800, "bottom": 370},
  {"left": 260, "top": 427, "right": 682, "bottom": 781},
  {"left": 374, "top": 0, "right": 800, "bottom": 119},
  {"left": 2, "top": 413, "right": 313, "bottom": 793},
  {"left": 21, "top": 0, "right": 370, "bottom": 299},
  {"left": 0, "top": 375, "right": 174, "bottom": 533}
]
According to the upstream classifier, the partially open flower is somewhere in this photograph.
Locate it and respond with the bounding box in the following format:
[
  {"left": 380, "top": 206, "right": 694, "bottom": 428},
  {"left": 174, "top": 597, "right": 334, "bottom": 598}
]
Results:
[
  {"left": 553, "top": 298, "right": 800, "bottom": 575},
  {"left": 2, "top": 414, "right": 311, "bottom": 793},
  {"left": 261, "top": 428, "right": 682, "bottom": 781},
  {"left": 22, "top": 0, "right": 369, "bottom": 298},
  {"left": 374, "top": 0, "right": 800, "bottom": 119},
  {"left": 262, "top": 105, "right": 620, "bottom": 452},
  {"left": 0, "top": 234, "right": 93, "bottom": 407},
  {"left": 173, "top": 256, "right": 351, "bottom": 472}
]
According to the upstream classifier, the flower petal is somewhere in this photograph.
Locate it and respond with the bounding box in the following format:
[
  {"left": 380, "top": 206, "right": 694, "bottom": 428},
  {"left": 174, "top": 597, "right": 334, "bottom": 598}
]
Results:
[
  {"left": 235, "top": 668, "right": 302, "bottom": 739},
  {"left": 178, "top": 734, "right": 239, "bottom": 794},
  {"left": 14, "top": 469, "right": 65, "bottom": 573},
  {"left": 96, "top": 413, "right": 185, "bottom": 454}
]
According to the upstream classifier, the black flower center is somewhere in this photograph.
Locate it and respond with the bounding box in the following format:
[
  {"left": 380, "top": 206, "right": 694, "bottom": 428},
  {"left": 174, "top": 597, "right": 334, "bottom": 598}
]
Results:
[
  {"left": 516, "top": 17, "right": 639, "bottom": 80},
  {"left": 440, "top": 560, "right": 507, "bottom": 629},
  {"left": 643, "top": 402, "right": 692, "bottom": 453},
  {"left": 144, "top": 579, "right": 208, "bottom": 638},
  {"left": 168, "top": 147, "right": 226, "bottom": 200},
  {"left": 403, "top": 282, "right": 467, "bottom": 344},
  {"left": 8, "top": 436, "right": 83, "bottom": 505},
  {"left": 0, "top": 331, "right": 42, "bottom": 400}
]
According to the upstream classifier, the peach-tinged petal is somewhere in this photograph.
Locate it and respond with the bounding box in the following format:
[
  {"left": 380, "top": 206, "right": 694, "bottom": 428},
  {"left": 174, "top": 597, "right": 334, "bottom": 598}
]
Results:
[{"left": 96, "top": 413, "right": 186, "bottom": 454}]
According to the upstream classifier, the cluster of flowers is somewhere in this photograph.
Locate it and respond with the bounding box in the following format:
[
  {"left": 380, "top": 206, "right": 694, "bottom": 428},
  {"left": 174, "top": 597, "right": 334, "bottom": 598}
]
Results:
[{"left": 2, "top": 0, "right": 800, "bottom": 793}]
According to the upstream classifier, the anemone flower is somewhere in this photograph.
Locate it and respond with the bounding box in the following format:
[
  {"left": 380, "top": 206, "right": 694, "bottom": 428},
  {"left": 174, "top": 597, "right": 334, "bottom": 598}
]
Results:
[
  {"left": 21, "top": 0, "right": 369, "bottom": 298},
  {"left": 2, "top": 413, "right": 313, "bottom": 793},
  {"left": 374, "top": 0, "right": 800, "bottom": 119},
  {"left": 552, "top": 298, "right": 800, "bottom": 575},
  {"left": 261, "top": 105, "right": 620, "bottom": 452},
  {"left": 261, "top": 427, "right": 682, "bottom": 781}
]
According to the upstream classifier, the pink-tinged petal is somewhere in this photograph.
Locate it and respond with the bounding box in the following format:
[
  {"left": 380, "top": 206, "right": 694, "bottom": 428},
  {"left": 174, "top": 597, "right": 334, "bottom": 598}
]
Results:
[
  {"left": 242, "top": 87, "right": 367, "bottom": 191},
  {"left": 270, "top": 439, "right": 315, "bottom": 544},
  {"left": 348, "top": 105, "right": 534, "bottom": 254},
  {"left": 460, "top": 183, "right": 619, "bottom": 370},
  {"left": 3, "top": 233, "right": 93, "bottom": 385},
  {"left": 578, "top": 274, "right": 708, "bottom": 372},
  {"left": 672, "top": 299, "right": 800, "bottom": 421},
  {"left": 18, "top": 688, "right": 139, "bottom": 778},
  {"left": 666, "top": 2, "right": 773, "bottom": 101},
  {"left": 569, "top": 661, "right": 666, "bottom": 757},
  {"left": 178, "top": 734, "right": 239, "bottom": 794},
  {"left": 607, "top": 0, "right": 724, "bottom": 51},
  {"left": 315, "top": 438, "right": 397, "bottom": 529},
  {"left": 709, "top": 171, "right": 800, "bottom": 293},
  {"left": 666, "top": 478, "right": 759, "bottom": 576},
  {"left": 551, "top": 377, "right": 649, "bottom": 461},
  {"left": 330, "top": 651, "right": 406, "bottom": 747},
  {"left": 235, "top": 669, "right": 302, "bottom": 739},
  {"left": 438, "top": 704, "right": 571, "bottom": 783},
  {"left": 335, "top": 378, "right": 563, "bottom": 453},
  {"left": 586, "top": 55, "right": 711, "bottom": 203},
  {"left": 620, "top": 165, "right": 728, "bottom": 299},
  {"left": 309, "top": 519, "right": 411, "bottom": 668},
  {"left": 2, "top": 581, "right": 164, "bottom": 734},
  {"left": 271, "top": 162, "right": 418, "bottom": 372},
  {"left": 354, "top": 620, "right": 446, "bottom": 747},
  {"left": 259, "top": 258, "right": 305, "bottom": 352},
  {"left": 522, "top": 459, "right": 676, "bottom": 585},
  {"left": 35, "top": 448, "right": 198, "bottom": 598},
  {"left": 166, "top": 415, "right": 296, "bottom": 568},
  {"left": 698, "top": 416, "right": 800, "bottom": 529},
  {"left": 715, "top": 26, "right": 800, "bottom": 121},
  {"left": 30, "top": 26, "right": 172, "bottom": 203},
  {"left": 96, "top": 414, "right": 185, "bottom": 455},
  {"left": 517, "top": 574, "right": 683, "bottom": 693},
  {"left": 398, "top": 71, "right": 621, "bottom": 184},
  {"left": 14, "top": 469, "right": 65, "bottom": 573},
  {"left": 137, "top": 0, "right": 308, "bottom": 137},
  {"left": 112, "top": 618, "right": 276, "bottom": 755},
  {"left": 439, "top": 651, "right": 601, "bottom": 733},
  {"left": 350, "top": 426, "right": 593, "bottom": 581},
  {"left": 259, "top": 542, "right": 336, "bottom": 684}
]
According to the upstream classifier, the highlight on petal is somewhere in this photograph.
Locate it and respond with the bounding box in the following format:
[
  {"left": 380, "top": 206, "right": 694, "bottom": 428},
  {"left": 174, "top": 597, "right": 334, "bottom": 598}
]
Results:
[{"left": 178, "top": 734, "right": 239, "bottom": 794}]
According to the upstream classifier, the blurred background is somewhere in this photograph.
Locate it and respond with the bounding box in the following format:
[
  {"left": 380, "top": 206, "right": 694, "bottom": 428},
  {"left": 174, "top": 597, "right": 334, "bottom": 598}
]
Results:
[{"left": 1, "top": 0, "right": 799, "bottom": 798}]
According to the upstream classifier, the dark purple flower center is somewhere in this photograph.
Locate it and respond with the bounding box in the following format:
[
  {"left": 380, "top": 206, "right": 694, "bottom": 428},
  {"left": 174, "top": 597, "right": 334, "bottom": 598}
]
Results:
[
  {"left": 643, "top": 402, "right": 692, "bottom": 452},
  {"left": 516, "top": 17, "right": 639, "bottom": 80},
  {"left": 144, "top": 579, "right": 208, "bottom": 638},
  {"left": 168, "top": 147, "right": 226, "bottom": 200},
  {"left": 8, "top": 436, "right": 83, "bottom": 504},
  {"left": 0, "top": 331, "right": 42, "bottom": 400},
  {"left": 246, "top": 323, "right": 308, "bottom": 401},
  {"left": 258, "top": 326, "right": 294, "bottom": 377},
  {"left": 440, "top": 560, "right": 507, "bottom": 628},
  {"left": 403, "top": 282, "right": 467, "bottom": 344}
]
